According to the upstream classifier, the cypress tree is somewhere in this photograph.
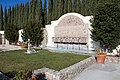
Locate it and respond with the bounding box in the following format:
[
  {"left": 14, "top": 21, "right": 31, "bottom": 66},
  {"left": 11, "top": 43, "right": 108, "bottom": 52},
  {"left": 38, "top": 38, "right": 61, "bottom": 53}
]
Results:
[
  {"left": 84, "top": 0, "right": 90, "bottom": 16},
  {"left": 68, "top": 0, "right": 72, "bottom": 13},
  {"left": 22, "top": 0, "right": 44, "bottom": 46},
  {"left": 29, "top": 0, "right": 34, "bottom": 22},
  {"left": 35, "top": 0, "right": 41, "bottom": 23},
  {"left": 18, "top": 4, "right": 21, "bottom": 29},
  {"left": 75, "top": 0, "right": 81, "bottom": 13},
  {"left": 44, "top": 0, "right": 47, "bottom": 25},
  {"left": 3, "top": 7, "right": 7, "bottom": 29},
  {"left": 24, "top": 2, "right": 29, "bottom": 25},
  {"left": 19, "top": 3, "right": 24, "bottom": 29},
  {"left": 59, "top": 0, "right": 64, "bottom": 18},
  {"left": 16, "top": 4, "right": 19, "bottom": 28},
  {"left": 11, "top": 7, "right": 14, "bottom": 25},
  {"left": 0, "top": 5, "right": 3, "bottom": 30},
  {"left": 14, "top": 6, "right": 17, "bottom": 26},
  {"left": 7, "top": 6, "right": 11, "bottom": 25},
  {"left": 52, "top": 0, "right": 59, "bottom": 20},
  {"left": 48, "top": 0, "right": 53, "bottom": 24},
  {"left": 89, "top": 0, "right": 98, "bottom": 15},
  {"left": 64, "top": 0, "right": 68, "bottom": 14}
]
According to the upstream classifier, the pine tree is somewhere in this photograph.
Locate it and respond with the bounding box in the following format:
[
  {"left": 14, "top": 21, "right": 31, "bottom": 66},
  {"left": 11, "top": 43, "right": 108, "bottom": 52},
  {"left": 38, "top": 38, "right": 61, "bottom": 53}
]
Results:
[
  {"left": 48, "top": 0, "right": 53, "bottom": 24},
  {"left": 0, "top": 5, "right": 3, "bottom": 30}
]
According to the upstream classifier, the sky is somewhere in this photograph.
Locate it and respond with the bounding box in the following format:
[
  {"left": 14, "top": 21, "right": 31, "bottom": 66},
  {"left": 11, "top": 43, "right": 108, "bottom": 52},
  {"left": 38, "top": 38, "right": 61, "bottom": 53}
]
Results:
[
  {"left": 0, "top": 0, "right": 46, "bottom": 9},
  {"left": 0, "top": 0, "right": 30, "bottom": 9}
]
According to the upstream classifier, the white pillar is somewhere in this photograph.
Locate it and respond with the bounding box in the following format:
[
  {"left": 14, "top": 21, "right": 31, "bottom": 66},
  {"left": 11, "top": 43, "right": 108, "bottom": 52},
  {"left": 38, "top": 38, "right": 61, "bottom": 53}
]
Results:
[{"left": 2, "top": 34, "right": 4, "bottom": 45}]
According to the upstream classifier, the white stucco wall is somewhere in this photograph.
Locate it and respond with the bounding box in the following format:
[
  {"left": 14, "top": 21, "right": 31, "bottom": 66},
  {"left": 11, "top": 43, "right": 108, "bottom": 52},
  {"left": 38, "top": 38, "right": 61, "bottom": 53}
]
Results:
[
  {"left": 0, "top": 31, "right": 9, "bottom": 45},
  {"left": 0, "top": 31, "right": 4, "bottom": 34},
  {"left": 45, "top": 13, "right": 100, "bottom": 50},
  {"left": 46, "top": 25, "right": 55, "bottom": 47},
  {"left": 18, "top": 29, "right": 23, "bottom": 42}
]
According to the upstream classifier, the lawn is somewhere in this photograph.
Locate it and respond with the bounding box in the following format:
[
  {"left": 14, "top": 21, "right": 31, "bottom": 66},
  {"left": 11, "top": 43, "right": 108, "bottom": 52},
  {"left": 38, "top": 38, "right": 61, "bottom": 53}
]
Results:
[{"left": 0, "top": 49, "right": 89, "bottom": 72}]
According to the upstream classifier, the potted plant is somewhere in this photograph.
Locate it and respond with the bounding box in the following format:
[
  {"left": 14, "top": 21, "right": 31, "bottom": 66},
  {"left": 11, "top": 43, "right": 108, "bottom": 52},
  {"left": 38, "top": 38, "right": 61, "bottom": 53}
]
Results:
[
  {"left": 95, "top": 48, "right": 106, "bottom": 64},
  {"left": 20, "top": 41, "right": 27, "bottom": 48}
]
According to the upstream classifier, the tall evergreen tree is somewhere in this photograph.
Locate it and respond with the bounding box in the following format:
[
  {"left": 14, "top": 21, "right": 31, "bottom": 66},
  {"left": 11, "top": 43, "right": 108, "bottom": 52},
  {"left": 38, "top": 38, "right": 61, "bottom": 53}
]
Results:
[
  {"left": 18, "top": 4, "right": 21, "bottom": 29},
  {"left": 0, "top": 5, "right": 3, "bottom": 30},
  {"left": 74, "top": 0, "right": 81, "bottom": 13},
  {"left": 16, "top": 4, "right": 19, "bottom": 28},
  {"left": 29, "top": 0, "right": 34, "bottom": 22},
  {"left": 68, "top": 0, "right": 72, "bottom": 12},
  {"left": 22, "top": 0, "right": 44, "bottom": 46},
  {"left": 24, "top": 2, "right": 29, "bottom": 25},
  {"left": 3, "top": 7, "right": 7, "bottom": 29},
  {"left": 35, "top": 0, "right": 41, "bottom": 23},
  {"left": 14, "top": 6, "right": 17, "bottom": 26},
  {"left": 11, "top": 7, "right": 14, "bottom": 25},
  {"left": 52, "top": 0, "right": 62, "bottom": 20},
  {"left": 48, "top": 0, "right": 53, "bottom": 24},
  {"left": 81, "top": 0, "right": 85, "bottom": 15},
  {"left": 84, "top": 0, "right": 90, "bottom": 16},
  {"left": 89, "top": 0, "right": 98, "bottom": 15},
  {"left": 44, "top": 0, "right": 47, "bottom": 25},
  {"left": 59, "top": 0, "right": 64, "bottom": 18},
  {"left": 64, "top": 0, "right": 68, "bottom": 14},
  {"left": 7, "top": 6, "right": 11, "bottom": 25},
  {"left": 19, "top": 3, "right": 24, "bottom": 29}
]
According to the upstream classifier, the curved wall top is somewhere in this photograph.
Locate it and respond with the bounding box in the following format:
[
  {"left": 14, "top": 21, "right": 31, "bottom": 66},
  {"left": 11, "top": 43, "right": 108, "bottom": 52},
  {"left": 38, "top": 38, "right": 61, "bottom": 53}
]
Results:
[{"left": 54, "top": 13, "right": 89, "bottom": 38}]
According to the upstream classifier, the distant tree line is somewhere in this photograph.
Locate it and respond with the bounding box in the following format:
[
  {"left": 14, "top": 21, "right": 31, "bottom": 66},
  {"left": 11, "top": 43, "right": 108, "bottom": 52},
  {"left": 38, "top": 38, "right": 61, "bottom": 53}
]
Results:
[{"left": 0, "top": 0, "right": 120, "bottom": 46}]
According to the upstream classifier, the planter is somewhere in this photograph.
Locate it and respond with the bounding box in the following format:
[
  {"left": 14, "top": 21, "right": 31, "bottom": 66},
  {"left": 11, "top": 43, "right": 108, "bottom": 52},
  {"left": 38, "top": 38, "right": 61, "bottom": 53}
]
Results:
[
  {"left": 21, "top": 45, "right": 27, "bottom": 48},
  {"left": 96, "top": 54, "right": 106, "bottom": 64},
  {"left": 32, "top": 75, "right": 37, "bottom": 80}
]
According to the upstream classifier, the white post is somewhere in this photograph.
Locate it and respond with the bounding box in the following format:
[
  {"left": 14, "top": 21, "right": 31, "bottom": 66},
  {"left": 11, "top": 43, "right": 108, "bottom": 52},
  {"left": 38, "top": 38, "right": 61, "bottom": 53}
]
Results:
[
  {"left": 2, "top": 34, "right": 5, "bottom": 46},
  {"left": 28, "top": 39, "right": 30, "bottom": 50}
]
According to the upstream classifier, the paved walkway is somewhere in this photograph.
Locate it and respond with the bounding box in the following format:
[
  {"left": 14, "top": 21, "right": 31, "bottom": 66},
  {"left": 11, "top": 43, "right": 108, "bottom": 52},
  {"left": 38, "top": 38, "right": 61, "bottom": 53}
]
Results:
[
  {"left": 73, "top": 63, "right": 120, "bottom": 80},
  {"left": 0, "top": 45, "right": 22, "bottom": 51}
]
